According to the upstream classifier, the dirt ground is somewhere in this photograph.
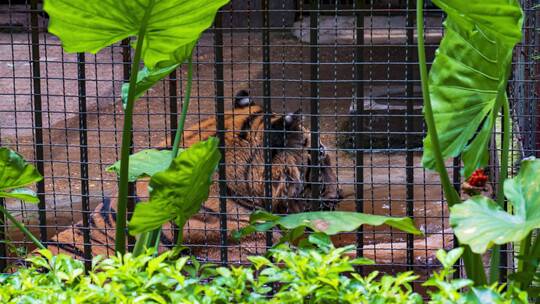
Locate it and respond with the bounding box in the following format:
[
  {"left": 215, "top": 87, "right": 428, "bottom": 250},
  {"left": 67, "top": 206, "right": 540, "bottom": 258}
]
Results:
[{"left": 0, "top": 16, "right": 450, "bottom": 268}]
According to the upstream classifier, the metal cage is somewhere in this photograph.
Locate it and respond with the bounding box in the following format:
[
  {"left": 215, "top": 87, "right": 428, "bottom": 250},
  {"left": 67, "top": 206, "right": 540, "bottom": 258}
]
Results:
[{"left": 0, "top": 0, "right": 538, "bottom": 286}]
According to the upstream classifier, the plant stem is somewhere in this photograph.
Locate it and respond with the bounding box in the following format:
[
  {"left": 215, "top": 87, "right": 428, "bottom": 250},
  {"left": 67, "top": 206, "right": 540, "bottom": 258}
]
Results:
[
  {"left": 132, "top": 230, "right": 150, "bottom": 256},
  {"left": 522, "top": 234, "right": 540, "bottom": 289},
  {"left": 133, "top": 55, "right": 194, "bottom": 256},
  {"left": 171, "top": 55, "right": 194, "bottom": 158},
  {"left": 175, "top": 217, "right": 187, "bottom": 246},
  {"left": 489, "top": 94, "right": 511, "bottom": 283},
  {"left": 115, "top": 2, "right": 154, "bottom": 255},
  {"left": 0, "top": 205, "right": 44, "bottom": 250},
  {"left": 517, "top": 233, "right": 532, "bottom": 290},
  {"left": 152, "top": 229, "right": 162, "bottom": 249},
  {"left": 416, "top": 0, "right": 486, "bottom": 285},
  {"left": 525, "top": 233, "right": 540, "bottom": 280},
  {"left": 415, "top": 1, "right": 460, "bottom": 207},
  {"left": 154, "top": 56, "right": 193, "bottom": 250}
]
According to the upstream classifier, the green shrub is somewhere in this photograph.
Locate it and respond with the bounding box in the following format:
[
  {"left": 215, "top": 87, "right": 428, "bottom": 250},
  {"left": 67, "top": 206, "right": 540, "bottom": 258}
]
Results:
[{"left": 0, "top": 243, "right": 527, "bottom": 304}]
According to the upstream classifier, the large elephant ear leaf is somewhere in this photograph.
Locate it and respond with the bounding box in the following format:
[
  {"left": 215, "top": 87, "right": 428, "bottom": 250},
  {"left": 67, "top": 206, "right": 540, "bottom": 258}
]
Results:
[
  {"left": 234, "top": 211, "right": 422, "bottom": 242},
  {"left": 433, "top": 0, "right": 523, "bottom": 44},
  {"left": 120, "top": 62, "right": 181, "bottom": 108},
  {"left": 0, "top": 147, "right": 43, "bottom": 203},
  {"left": 504, "top": 158, "right": 540, "bottom": 223},
  {"left": 106, "top": 149, "right": 175, "bottom": 182},
  {"left": 450, "top": 158, "right": 540, "bottom": 253},
  {"left": 44, "top": 0, "right": 229, "bottom": 69},
  {"left": 129, "top": 138, "right": 221, "bottom": 236},
  {"left": 276, "top": 211, "right": 422, "bottom": 235},
  {"left": 422, "top": 0, "right": 523, "bottom": 177}
]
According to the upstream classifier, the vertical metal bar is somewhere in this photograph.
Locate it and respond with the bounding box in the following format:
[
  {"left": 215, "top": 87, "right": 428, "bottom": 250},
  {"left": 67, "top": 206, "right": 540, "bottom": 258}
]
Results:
[
  {"left": 535, "top": 3, "right": 540, "bottom": 155},
  {"left": 0, "top": 198, "right": 6, "bottom": 270},
  {"left": 499, "top": 123, "right": 508, "bottom": 282},
  {"left": 405, "top": 0, "right": 415, "bottom": 271},
  {"left": 30, "top": 0, "right": 47, "bottom": 245},
  {"left": 77, "top": 53, "right": 92, "bottom": 269},
  {"left": 0, "top": 133, "right": 6, "bottom": 270},
  {"left": 354, "top": 0, "right": 365, "bottom": 261},
  {"left": 121, "top": 39, "right": 137, "bottom": 250},
  {"left": 169, "top": 71, "right": 179, "bottom": 147},
  {"left": 452, "top": 159, "right": 461, "bottom": 197},
  {"left": 496, "top": 31, "right": 511, "bottom": 275},
  {"left": 309, "top": 0, "right": 321, "bottom": 205},
  {"left": 452, "top": 157, "right": 461, "bottom": 278},
  {"left": 0, "top": 119, "right": 6, "bottom": 268},
  {"left": 214, "top": 10, "right": 228, "bottom": 264},
  {"left": 262, "top": 0, "right": 273, "bottom": 249},
  {"left": 168, "top": 70, "right": 179, "bottom": 243}
]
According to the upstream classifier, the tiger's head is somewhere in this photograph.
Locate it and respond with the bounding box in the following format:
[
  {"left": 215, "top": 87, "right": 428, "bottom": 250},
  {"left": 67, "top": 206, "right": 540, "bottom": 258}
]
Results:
[{"left": 226, "top": 90, "right": 342, "bottom": 214}]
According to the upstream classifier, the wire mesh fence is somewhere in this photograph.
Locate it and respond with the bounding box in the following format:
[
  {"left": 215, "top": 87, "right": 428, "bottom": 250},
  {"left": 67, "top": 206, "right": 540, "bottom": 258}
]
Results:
[{"left": 0, "top": 0, "right": 538, "bottom": 285}]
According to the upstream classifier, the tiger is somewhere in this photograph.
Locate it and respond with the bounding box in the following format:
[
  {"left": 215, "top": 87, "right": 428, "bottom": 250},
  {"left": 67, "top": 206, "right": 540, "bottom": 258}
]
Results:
[{"left": 46, "top": 90, "right": 342, "bottom": 261}]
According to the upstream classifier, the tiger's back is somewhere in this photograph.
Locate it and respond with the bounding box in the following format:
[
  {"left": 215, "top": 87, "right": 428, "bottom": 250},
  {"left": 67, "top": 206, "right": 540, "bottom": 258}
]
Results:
[{"left": 47, "top": 91, "right": 341, "bottom": 261}]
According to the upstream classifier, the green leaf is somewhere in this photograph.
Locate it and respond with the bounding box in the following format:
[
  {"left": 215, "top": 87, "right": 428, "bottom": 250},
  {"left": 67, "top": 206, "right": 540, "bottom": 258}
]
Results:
[
  {"left": 0, "top": 148, "right": 43, "bottom": 190},
  {"left": 278, "top": 211, "right": 422, "bottom": 235},
  {"left": 0, "top": 147, "right": 43, "bottom": 203},
  {"left": 450, "top": 158, "right": 540, "bottom": 253},
  {"left": 44, "top": 0, "right": 229, "bottom": 69},
  {"left": 463, "top": 287, "right": 503, "bottom": 304},
  {"left": 106, "top": 149, "right": 174, "bottom": 182},
  {"left": 0, "top": 188, "right": 39, "bottom": 203},
  {"left": 307, "top": 233, "right": 332, "bottom": 251},
  {"left": 350, "top": 257, "right": 375, "bottom": 266},
  {"left": 433, "top": 0, "right": 523, "bottom": 44},
  {"left": 236, "top": 211, "right": 422, "bottom": 240},
  {"left": 422, "top": 0, "right": 523, "bottom": 177},
  {"left": 120, "top": 62, "right": 181, "bottom": 108},
  {"left": 232, "top": 210, "right": 281, "bottom": 240},
  {"left": 443, "top": 247, "right": 463, "bottom": 268},
  {"left": 129, "top": 138, "right": 221, "bottom": 235},
  {"left": 436, "top": 248, "right": 464, "bottom": 269},
  {"left": 128, "top": 202, "right": 176, "bottom": 234},
  {"left": 249, "top": 209, "right": 281, "bottom": 223}
]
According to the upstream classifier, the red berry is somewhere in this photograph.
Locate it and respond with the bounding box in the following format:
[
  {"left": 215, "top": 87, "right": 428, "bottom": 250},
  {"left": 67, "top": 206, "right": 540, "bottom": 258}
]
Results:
[{"left": 467, "top": 169, "right": 488, "bottom": 188}]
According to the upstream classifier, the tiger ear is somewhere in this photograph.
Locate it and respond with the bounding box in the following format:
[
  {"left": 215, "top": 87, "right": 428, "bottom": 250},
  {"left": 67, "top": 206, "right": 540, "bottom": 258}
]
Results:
[
  {"left": 272, "top": 113, "right": 299, "bottom": 130},
  {"left": 234, "top": 90, "right": 253, "bottom": 108},
  {"left": 269, "top": 110, "right": 304, "bottom": 149},
  {"left": 283, "top": 110, "right": 302, "bottom": 129}
]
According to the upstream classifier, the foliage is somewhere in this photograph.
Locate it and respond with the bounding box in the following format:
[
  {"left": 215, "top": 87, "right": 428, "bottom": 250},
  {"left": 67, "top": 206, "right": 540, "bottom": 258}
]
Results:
[
  {"left": 129, "top": 138, "right": 220, "bottom": 239},
  {"left": 421, "top": 0, "right": 523, "bottom": 178},
  {"left": 0, "top": 147, "right": 45, "bottom": 250},
  {"left": 1, "top": 244, "right": 528, "bottom": 303},
  {"left": 235, "top": 210, "right": 422, "bottom": 244},
  {"left": 26, "top": 0, "right": 534, "bottom": 300},
  {"left": 44, "top": 0, "right": 229, "bottom": 253},
  {"left": 0, "top": 147, "right": 43, "bottom": 203},
  {"left": 44, "top": 0, "right": 228, "bottom": 69},
  {"left": 106, "top": 149, "right": 174, "bottom": 183},
  {"left": 121, "top": 62, "right": 183, "bottom": 107},
  {"left": 424, "top": 248, "right": 528, "bottom": 304},
  {"left": 416, "top": 0, "right": 524, "bottom": 285},
  {"left": 451, "top": 158, "right": 540, "bottom": 295},
  {"left": 450, "top": 158, "right": 540, "bottom": 254}
]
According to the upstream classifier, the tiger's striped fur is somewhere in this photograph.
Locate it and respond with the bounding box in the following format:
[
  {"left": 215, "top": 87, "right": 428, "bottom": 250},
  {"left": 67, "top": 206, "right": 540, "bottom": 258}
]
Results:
[{"left": 47, "top": 91, "right": 341, "bottom": 261}]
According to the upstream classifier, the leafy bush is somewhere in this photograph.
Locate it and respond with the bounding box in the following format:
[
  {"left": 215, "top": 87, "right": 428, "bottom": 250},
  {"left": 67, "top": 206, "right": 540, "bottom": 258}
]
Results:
[
  {"left": 416, "top": 0, "right": 524, "bottom": 286},
  {"left": 0, "top": 241, "right": 527, "bottom": 304},
  {"left": 0, "top": 147, "right": 45, "bottom": 250},
  {"left": 44, "top": 0, "right": 229, "bottom": 254}
]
